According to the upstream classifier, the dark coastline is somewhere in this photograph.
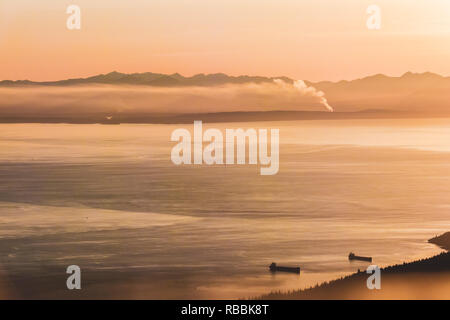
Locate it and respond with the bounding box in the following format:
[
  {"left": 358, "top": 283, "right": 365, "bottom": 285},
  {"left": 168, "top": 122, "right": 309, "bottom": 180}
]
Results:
[
  {"left": 257, "top": 236, "right": 450, "bottom": 300},
  {"left": 0, "top": 110, "right": 447, "bottom": 125},
  {"left": 429, "top": 232, "right": 450, "bottom": 251}
]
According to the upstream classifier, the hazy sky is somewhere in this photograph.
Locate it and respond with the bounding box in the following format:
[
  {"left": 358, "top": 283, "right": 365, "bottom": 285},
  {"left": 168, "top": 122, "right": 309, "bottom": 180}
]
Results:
[{"left": 1, "top": 0, "right": 450, "bottom": 81}]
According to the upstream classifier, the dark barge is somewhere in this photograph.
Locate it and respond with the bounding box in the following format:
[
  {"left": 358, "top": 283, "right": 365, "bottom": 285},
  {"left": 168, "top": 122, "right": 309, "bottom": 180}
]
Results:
[
  {"left": 348, "top": 252, "right": 372, "bottom": 262},
  {"left": 269, "top": 262, "right": 300, "bottom": 274}
]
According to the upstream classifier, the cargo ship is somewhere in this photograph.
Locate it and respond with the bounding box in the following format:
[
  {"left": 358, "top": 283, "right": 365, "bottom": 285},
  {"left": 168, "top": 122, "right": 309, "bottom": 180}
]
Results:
[
  {"left": 348, "top": 252, "right": 372, "bottom": 262},
  {"left": 269, "top": 262, "right": 300, "bottom": 274}
]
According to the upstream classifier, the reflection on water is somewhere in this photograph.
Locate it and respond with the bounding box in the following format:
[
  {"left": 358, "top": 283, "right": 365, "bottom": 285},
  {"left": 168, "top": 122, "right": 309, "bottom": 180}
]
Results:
[{"left": 0, "top": 119, "right": 449, "bottom": 299}]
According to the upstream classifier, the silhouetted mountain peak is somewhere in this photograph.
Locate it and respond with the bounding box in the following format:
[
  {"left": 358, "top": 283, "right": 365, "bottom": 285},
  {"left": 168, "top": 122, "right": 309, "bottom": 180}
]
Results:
[
  {"left": 107, "top": 71, "right": 122, "bottom": 76},
  {"left": 1, "top": 71, "right": 449, "bottom": 91},
  {"left": 401, "top": 71, "right": 443, "bottom": 80},
  {"left": 364, "top": 73, "right": 389, "bottom": 81}
]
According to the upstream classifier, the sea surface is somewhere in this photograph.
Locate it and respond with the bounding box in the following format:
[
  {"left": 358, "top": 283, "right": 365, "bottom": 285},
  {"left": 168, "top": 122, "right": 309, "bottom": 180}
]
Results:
[{"left": 0, "top": 119, "right": 449, "bottom": 299}]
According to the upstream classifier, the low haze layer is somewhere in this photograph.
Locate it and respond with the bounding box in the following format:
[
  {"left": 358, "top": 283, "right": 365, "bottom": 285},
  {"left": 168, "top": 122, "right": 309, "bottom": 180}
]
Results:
[{"left": 2, "top": 71, "right": 450, "bottom": 122}]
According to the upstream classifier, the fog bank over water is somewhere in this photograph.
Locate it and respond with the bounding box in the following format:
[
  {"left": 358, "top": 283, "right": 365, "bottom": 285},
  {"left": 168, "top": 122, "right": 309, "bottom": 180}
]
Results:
[
  {"left": 0, "top": 81, "right": 331, "bottom": 117},
  {"left": 3, "top": 71, "right": 450, "bottom": 121}
]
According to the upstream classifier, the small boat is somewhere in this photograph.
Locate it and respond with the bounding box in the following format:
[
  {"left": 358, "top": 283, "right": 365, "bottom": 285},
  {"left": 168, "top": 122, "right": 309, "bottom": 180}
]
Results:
[
  {"left": 269, "top": 262, "right": 300, "bottom": 274},
  {"left": 100, "top": 115, "right": 121, "bottom": 125},
  {"left": 348, "top": 252, "right": 372, "bottom": 262}
]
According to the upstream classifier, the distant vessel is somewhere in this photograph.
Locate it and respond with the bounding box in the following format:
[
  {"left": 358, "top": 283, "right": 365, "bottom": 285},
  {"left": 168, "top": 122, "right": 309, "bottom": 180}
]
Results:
[
  {"left": 269, "top": 262, "right": 300, "bottom": 274},
  {"left": 100, "top": 115, "right": 121, "bottom": 125},
  {"left": 348, "top": 252, "right": 372, "bottom": 262}
]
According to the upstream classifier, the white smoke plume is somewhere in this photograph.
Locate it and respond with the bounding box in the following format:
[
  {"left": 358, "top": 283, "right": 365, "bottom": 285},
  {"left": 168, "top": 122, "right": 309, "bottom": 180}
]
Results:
[
  {"left": 273, "top": 79, "right": 333, "bottom": 112},
  {"left": 293, "top": 80, "right": 334, "bottom": 112}
]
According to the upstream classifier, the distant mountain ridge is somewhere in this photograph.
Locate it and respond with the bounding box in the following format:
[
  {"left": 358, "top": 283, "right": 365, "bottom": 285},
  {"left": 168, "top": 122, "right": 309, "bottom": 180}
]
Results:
[
  {"left": 309, "top": 71, "right": 450, "bottom": 113},
  {"left": 1, "top": 71, "right": 449, "bottom": 88},
  {"left": 0, "top": 71, "right": 293, "bottom": 87},
  {"left": 3, "top": 71, "right": 450, "bottom": 115}
]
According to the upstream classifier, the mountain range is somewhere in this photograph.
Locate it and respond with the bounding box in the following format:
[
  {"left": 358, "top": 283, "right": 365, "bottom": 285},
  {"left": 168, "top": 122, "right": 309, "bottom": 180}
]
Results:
[
  {"left": 2, "top": 70, "right": 449, "bottom": 90},
  {"left": 2, "top": 71, "right": 450, "bottom": 122},
  {"left": 0, "top": 71, "right": 293, "bottom": 87}
]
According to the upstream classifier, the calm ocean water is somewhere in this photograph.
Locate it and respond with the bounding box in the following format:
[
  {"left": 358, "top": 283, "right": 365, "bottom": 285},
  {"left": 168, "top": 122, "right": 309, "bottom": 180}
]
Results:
[{"left": 0, "top": 119, "right": 449, "bottom": 299}]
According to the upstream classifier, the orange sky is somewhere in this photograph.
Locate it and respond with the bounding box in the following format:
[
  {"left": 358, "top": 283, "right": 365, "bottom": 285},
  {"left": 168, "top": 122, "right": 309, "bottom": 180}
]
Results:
[{"left": 1, "top": 0, "right": 450, "bottom": 82}]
